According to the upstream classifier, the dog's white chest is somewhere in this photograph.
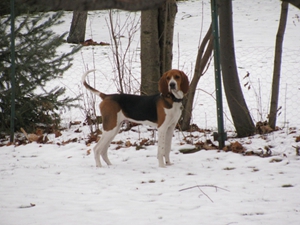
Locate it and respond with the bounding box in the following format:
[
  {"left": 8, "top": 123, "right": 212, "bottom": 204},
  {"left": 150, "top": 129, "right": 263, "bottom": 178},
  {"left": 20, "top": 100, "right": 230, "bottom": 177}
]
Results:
[{"left": 164, "top": 102, "right": 182, "bottom": 124}]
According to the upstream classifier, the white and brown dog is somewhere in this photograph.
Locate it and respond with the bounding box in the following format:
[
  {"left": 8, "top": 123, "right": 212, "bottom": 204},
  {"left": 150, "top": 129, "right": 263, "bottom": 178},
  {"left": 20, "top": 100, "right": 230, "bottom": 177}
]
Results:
[{"left": 82, "top": 69, "right": 189, "bottom": 167}]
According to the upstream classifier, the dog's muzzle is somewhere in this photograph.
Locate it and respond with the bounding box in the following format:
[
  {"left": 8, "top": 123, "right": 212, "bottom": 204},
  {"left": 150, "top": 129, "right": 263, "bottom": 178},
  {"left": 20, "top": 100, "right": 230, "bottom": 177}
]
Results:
[{"left": 169, "top": 82, "right": 176, "bottom": 90}]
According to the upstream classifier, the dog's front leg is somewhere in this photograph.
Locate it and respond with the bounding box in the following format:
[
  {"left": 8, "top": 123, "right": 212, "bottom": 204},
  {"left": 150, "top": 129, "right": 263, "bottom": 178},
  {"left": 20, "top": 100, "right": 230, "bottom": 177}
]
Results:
[
  {"left": 157, "top": 128, "right": 167, "bottom": 168},
  {"left": 164, "top": 123, "right": 176, "bottom": 165}
]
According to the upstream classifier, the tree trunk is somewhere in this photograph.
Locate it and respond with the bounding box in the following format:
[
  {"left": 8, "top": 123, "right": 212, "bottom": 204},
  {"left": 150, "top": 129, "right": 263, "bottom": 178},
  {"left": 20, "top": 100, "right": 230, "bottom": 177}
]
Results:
[
  {"left": 180, "top": 24, "right": 213, "bottom": 131},
  {"left": 67, "top": 11, "right": 88, "bottom": 44},
  {"left": 282, "top": 0, "right": 300, "bottom": 9},
  {"left": 158, "top": 0, "right": 177, "bottom": 73},
  {"left": 218, "top": 0, "right": 255, "bottom": 137},
  {"left": 140, "top": 0, "right": 177, "bottom": 95},
  {"left": 16, "top": 0, "right": 167, "bottom": 12},
  {"left": 140, "top": 9, "right": 161, "bottom": 95},
  {"left": 268, "top": 2, "right": 289, "bottom": 129}
]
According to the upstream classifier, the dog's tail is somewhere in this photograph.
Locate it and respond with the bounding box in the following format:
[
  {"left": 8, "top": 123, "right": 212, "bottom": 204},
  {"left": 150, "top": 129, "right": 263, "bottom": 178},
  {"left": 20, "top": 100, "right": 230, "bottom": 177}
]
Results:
[{"left": 82, "top": 69, "right": 106, "bottom": 99}]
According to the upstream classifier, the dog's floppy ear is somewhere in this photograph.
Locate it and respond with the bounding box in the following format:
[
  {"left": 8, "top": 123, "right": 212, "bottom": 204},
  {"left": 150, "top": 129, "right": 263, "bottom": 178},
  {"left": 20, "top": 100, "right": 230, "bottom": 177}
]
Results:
[
  {"left": 180, "top": 71, "right": 189, "bottom": 94},
  {"left": 158, "top": 71, "right": 169, "bottom": 96}
]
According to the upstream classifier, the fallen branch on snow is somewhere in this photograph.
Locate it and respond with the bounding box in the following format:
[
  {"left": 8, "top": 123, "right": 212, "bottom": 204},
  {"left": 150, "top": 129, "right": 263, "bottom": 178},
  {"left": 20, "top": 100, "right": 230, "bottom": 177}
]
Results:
[{"left": 179, "top": 185, "right": 229, "bottom": 203}]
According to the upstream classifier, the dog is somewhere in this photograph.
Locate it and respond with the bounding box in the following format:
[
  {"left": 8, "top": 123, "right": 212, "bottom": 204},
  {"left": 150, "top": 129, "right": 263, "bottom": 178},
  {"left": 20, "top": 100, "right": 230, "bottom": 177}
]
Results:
[{"left": 82, "top": 69, "right": 189, "bottom": 167}]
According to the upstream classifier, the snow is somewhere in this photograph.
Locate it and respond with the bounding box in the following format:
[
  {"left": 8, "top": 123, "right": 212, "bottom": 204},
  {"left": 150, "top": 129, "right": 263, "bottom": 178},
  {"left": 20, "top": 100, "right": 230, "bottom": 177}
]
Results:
[
  {"left": 1, "top": 128, "right": 300, "bottom": 224},
  {"left": 1, "top": 1, "right": 300, "bottom": 225}
]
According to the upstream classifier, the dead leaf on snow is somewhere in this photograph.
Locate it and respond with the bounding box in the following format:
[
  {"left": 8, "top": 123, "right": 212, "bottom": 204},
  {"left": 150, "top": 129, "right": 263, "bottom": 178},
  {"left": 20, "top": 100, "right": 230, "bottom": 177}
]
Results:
[
  {"left": 86, "top": 149, "right": 91, "bottom": 155},
  {"left": 225, "top": 141, "right": 246, "bottom": 154}
]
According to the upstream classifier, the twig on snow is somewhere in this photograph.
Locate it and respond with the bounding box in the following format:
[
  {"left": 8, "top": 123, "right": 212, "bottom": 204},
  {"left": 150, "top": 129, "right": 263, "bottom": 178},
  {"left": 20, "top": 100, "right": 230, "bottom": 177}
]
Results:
[
  {"left": 179, "top": 185, "right": 229, "bottom": 203},
  {"left": 179, "top": 184, "right": 229, "bottom": 192}
]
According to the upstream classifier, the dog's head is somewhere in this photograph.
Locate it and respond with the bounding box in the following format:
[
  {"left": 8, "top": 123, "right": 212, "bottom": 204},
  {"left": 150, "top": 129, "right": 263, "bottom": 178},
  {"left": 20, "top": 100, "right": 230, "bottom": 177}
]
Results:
[{"left": 159, "top": 69, "right": 189, "bottom": 98}]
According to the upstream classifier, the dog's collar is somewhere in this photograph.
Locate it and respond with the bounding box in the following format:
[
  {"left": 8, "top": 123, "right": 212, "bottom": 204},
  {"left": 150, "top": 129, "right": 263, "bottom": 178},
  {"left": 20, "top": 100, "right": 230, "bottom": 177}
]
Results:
[
  {"left": 162, "top": 93, "right": 183, "bottom": 102},
  {"left": 171, "top": 94, "right": 183, "bottom": 102}
]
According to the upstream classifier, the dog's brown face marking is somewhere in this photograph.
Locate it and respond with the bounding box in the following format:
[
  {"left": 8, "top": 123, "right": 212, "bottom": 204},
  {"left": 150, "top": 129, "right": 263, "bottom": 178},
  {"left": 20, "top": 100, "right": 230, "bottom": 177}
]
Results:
[{"left": 159, "top": 69, "right": 189, "bottom": 96}]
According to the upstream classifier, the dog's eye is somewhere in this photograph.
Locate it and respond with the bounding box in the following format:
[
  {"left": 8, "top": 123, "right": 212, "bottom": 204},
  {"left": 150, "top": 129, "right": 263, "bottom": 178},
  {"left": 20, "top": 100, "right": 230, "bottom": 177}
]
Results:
[
  {"left": 174, "top": 75, "right": 180, "bottom": 79},
  {"left": 166, "top": 77, "right": 171, "bottom": 80}
]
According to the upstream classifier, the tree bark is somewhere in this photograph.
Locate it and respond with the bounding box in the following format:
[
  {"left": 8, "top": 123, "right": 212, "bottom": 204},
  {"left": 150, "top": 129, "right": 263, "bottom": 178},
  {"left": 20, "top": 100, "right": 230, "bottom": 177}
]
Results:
[
  {"left": 6, "top": 0, "right": 300, "bottom": 16},
  {"left": 67, "top": 11, "right": 88, "bottom": 44},
  {"left": 140, "top": 0, "right": 177, "bottom": 95},
  {"left": 140, "top": 10, "right": 161, "bottom": 95},
  {"left": 158, "top": 0, "right": 177, "bottom": 74},
  {"left": 17, "top": 0, "right": 167, "bottom": 12},
  {"left": 268, "top": 2, "right": 289, "bottom": 129},
  {"left": 218, "top": 0, "right": 255, "bottom": 137},
  {"left": 282, "top": 0, "right": 300, "bottom": 9}
]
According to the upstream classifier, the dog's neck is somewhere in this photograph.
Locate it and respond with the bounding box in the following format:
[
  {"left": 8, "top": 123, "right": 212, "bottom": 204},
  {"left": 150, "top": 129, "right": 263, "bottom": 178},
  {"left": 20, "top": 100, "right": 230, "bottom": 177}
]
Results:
[
  {"left": 162, "top": 93, "right": 183, "bottom": 102},
  {"left": 171, "top": 94, "right": 183, "bottom": 102}
]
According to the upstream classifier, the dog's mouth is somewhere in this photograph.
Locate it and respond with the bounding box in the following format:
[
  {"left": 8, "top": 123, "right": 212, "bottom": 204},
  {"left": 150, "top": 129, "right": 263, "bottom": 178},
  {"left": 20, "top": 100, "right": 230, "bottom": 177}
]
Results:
[{"left": 171, "top": 89, "right": 183, "bottom": 99}]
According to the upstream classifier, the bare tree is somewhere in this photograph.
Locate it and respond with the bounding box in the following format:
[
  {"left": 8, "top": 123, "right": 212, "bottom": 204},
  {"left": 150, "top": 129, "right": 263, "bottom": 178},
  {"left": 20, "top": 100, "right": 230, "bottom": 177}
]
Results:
[
  {"left": 158, "top": 1, "right": 177, "bottom": 74},
  {"left": 282, "top": 0, "right": 300, "bottom": 9},
  {"left": 218, "top": 0, "right": 255, "bottom": 137},
  {"left": 67, "top": 11, "right": 88, "bottom": 43},
  {"left": 140, "top": 10, "right": 161, "bottom": 95},
  {"left": 107, "top": 10, "right": 140, "bottom": 94},
  {"left": 269, "top": 2, "right": 289, "bottom": 129},
  {"left": 140, "top": 0, "right": 177, "bottom": 95},
  {"left": 180, "top": 25, "right": 213, "bottom": 131}
]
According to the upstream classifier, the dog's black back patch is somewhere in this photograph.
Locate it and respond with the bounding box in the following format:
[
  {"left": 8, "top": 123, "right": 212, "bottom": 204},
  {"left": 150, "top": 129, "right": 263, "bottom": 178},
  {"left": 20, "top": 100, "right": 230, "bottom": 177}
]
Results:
[{"left": 109, "top": 93, "right": 161, "bottom": 122}]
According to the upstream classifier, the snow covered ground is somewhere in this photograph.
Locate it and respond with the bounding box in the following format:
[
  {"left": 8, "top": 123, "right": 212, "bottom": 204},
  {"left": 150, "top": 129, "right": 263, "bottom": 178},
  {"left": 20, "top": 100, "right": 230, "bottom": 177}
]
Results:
[
  {"left": 1, "top": 0, "right": 300, "bottom": 224},
  {"left": 1, "top": 126, "right": 300, "bottom": 225}
]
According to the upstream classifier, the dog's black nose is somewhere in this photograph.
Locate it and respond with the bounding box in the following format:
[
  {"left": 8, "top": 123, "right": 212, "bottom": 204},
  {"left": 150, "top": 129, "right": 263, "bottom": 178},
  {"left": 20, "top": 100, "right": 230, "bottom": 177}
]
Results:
[{"left": 169, "top": 82, "right": 176, "bottom": 89}]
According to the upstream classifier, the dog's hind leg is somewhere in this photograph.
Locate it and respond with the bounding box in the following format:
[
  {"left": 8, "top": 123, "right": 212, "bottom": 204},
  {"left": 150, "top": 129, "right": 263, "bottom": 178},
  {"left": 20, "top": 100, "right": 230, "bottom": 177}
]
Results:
[
  {"left": 93, "top": 128, "right": 119, "bottom": 167},
  {"left": 93, "top": 139, "right": 103, "bottom": 167},
  {"left": 99, "top": 124, "right": 121, "bottom": 166},
  {"left": 93, "top": 130, "right": 116, "bottom": 167}
]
